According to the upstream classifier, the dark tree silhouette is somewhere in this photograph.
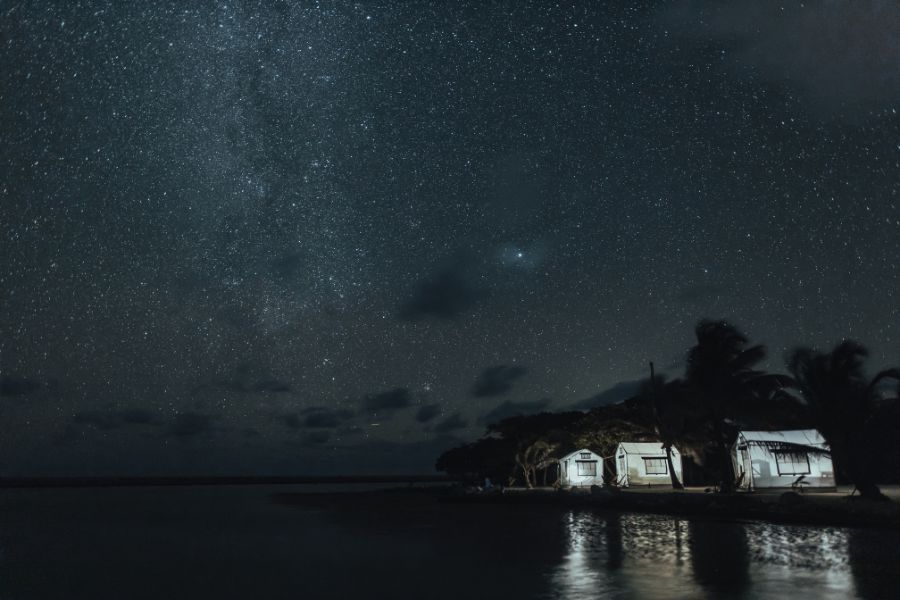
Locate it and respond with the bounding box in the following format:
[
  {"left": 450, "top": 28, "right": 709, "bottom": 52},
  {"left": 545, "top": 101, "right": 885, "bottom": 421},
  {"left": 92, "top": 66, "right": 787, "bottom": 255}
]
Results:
[
  {"left": 684, "top": 320, "right": 792, "bottom": 492},
  {"left": 435, "top": 437, "right": 517, "bottom": 483},
  {"left": 489, "top": 412, "right": 582, "bottom": 486},
  {"left": 647, "top": 370, "right": 686, "bottom": 489},
  {"left": 788, "top": 340, "right": 900, "bottom": 501}
]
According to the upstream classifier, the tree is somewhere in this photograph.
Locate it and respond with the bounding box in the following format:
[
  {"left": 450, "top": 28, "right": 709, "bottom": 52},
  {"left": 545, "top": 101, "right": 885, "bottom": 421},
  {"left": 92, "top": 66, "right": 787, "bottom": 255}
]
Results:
[
  {"left": 435, "top": 437, "right": 517, "bottom": 483},
  {"left": 788, "top": 341, "right": 900, "bottom": 500},
  {"left": 684, "top": 319, "right": 792, "bottom": 492},
  {"left": 515, "top": 440, "right": 558, "bottom": 488},
  {"left": 647, "top": 367, "right": 685, "bottom": 489}
]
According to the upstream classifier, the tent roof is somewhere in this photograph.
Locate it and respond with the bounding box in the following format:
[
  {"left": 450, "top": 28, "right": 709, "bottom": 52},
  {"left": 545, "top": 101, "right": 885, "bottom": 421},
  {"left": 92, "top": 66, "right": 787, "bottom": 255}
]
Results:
[
  {"left": 617, "top": 442, "right": 670, "bottom": 455},
  {"left": 737, "top": 429, "right": 827, "bottom": 449}
]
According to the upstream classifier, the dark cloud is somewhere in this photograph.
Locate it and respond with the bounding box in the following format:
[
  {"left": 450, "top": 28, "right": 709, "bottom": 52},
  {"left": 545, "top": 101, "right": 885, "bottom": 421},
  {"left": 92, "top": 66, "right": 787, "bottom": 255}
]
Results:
[
  {"left": 282, "top": 407, "right": 354, "bottom": 430},
  {"left": 72, "top": 409, "right": 157, "bottom": 430},
  {"left": 282, "top": 413, "right": 302, "bottom": 429},
  {"left": 471, "top": 365, "right": 528, "bottom": 398},
  {"left": 170, "top": 412, "right": 214, "bottom": 438},
  {"left": 302, "top": 430, "right": 331, "bottom": 446},
  {"left": 362, "top": 388, "right": 412, "bottom": 414},
  {"left": 301, "top": 407, "right": 354, "bottom": 428},
  {"left": 432, "top": 413, "right": 468, "bottom": 434},
  {"left": 481, "top": 399, "right": 551, "bottom": 423},
  {"left": 415, "top": 404, "right": 441, "bottom": 423},
  {"left": 662, "top": 1, "right": 900, "bottom": 115},
  {"left": 571, "top": 379, "right": 644, "bottom": 410},
  {"left": 0, "top": 375, "right": 42, "bottom": 397},
  {"left": 399, "top": 256, "right": 487, "bottom": 320}
]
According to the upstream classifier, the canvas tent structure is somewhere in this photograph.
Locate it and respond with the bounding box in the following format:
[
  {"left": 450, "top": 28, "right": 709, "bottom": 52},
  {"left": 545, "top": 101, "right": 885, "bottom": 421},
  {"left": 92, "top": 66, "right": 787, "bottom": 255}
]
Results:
[
  {"left": 731, "top": 429, "right": 835, "bottom": 491},
  {"left": 558, "top": 448, "right": 604, "bottom": 487},
  {"left": 615, "top": 442, "right": 683, "bottom": 487}
]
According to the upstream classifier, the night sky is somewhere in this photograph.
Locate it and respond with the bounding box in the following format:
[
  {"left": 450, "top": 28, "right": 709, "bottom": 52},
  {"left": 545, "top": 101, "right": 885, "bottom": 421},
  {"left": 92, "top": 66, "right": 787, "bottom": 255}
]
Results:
[{"left": 2, "top": 1, "right": 898, "bottom": 476}]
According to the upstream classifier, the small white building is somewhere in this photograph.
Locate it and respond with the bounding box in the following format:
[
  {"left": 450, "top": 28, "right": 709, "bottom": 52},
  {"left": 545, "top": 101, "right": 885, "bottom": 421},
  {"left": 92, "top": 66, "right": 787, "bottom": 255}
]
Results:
[
  {"left": 558, "top": 448, "right": 604, "bottom": 487},
  {"left": 615, "top": 442, "right": 683, "bottom": 487},
  {"left": 732, "top": 429, "right": 835, "bottom": 491}
]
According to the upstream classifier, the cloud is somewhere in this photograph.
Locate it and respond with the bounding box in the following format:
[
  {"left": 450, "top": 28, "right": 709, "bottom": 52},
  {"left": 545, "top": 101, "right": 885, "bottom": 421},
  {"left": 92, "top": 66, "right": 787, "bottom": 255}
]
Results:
[
  {"left": 0, "top": 375, "right": 42, "bottom": 397},
  {"left": 571, "top": 379, "right": 644, "bottom": 410},
  {"left": 282, "top": 407, "right": 355, "bottom": 430},
  {"left": 472, "top": 365, "right": 528, "bottom": 398},
  {"left": 662, "top": 1, "right": 900, "bottom": 115},
  {"left": 282, "top": 413, "right": 302, "bottom": 429},
  {"left": 481, "top": 399, "right": 551, "bottom": 423},
  {"left": 302, "top": 430, "right": 332, "bottom": 446},
  {"left": 399, "top": 256, "right": 487, "bottom": 320},
  {"left": 302, "top": 407, "right": 355, "bottom": 428},
  {"left": 170, "top": 412, "right": 215, "bottom": 438},
  {"left": 415, "top": 404, "right": 441, "bottom": 423},
  {"left": 72, "top": 408, "right": 157, "bottom": 430},
  {"left": 362, "top": 388, "right": 412, "bottom": 414},
  {"left": 432, "top": 412, "right": 468, "bottom": 434}
]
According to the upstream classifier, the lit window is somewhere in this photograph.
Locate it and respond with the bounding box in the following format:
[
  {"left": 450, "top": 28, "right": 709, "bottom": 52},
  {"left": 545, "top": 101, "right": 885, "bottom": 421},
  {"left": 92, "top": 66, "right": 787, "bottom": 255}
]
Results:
[
  {"left": 576, "top": 461, "right": 597, "bottom": 476},
  {"left": 643, "top": 457, "right": 667, "bottom": 475},
  {"left": 774, "top": 451, "right": 811, "bottom": 475}
]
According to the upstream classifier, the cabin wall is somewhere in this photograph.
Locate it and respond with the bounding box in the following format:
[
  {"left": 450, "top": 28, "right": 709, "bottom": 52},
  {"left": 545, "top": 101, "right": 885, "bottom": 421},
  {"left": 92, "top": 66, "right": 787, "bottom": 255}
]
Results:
[
  {"left": 735, "top": 445, "right": 835, "bottom": 490},
  {"left": 621, "top": 453, "right": 683, "bottom": 487},
  {"left": 560, "top": 456, "right": 603, "bottom": 487}
]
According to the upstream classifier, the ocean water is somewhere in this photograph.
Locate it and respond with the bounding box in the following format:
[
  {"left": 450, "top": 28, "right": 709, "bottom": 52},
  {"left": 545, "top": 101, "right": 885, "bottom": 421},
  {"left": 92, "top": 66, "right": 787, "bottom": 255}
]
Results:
[{"left": 1, "top": 485, "right": 899, "bottom": 600}]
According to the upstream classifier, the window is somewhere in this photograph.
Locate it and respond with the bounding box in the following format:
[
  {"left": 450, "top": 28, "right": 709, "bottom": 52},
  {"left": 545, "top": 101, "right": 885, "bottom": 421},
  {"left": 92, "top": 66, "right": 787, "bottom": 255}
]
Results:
[
  {"left": 579, "top": 452, "right": 592, "bottom": 459},
  {"left": 576, "top": 460, "right": 597, "bottom": 476},
  {"left": 643, "top": 457, "right": 667, "bottom": 475},
  {"left": 774, "top": 451, "right": 811, "bottom": 475}
]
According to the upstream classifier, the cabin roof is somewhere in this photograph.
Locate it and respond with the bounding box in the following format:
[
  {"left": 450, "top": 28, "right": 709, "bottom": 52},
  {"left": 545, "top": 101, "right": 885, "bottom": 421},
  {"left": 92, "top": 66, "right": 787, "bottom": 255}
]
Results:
[
  {"left": 560, "top": 448, "right": 600, "bottom": 461},
  {"left": 736, "top": 429, "right": 827, "bottom": 449},
  {"left": 617, "top": 441, "right": 669, "bottom": 455}
]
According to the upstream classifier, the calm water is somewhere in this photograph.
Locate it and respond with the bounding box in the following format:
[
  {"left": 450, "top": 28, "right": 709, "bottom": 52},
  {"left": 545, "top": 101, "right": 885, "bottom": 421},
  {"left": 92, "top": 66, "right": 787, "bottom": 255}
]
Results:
[{"left": 1, "top": 486, "right": 899, "bottom": 599}]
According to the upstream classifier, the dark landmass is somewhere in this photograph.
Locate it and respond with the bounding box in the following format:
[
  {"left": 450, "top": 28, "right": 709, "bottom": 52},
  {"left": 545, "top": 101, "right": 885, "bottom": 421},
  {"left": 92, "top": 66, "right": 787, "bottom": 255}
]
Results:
[{"left": 0, "top": 475, "right": 461, "bottom": 489}]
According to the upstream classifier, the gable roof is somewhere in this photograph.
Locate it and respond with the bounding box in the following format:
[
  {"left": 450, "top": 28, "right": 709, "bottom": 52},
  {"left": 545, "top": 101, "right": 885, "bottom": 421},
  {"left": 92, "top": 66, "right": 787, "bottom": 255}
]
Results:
[
  {"left": 736, "top": 429, "right": 827, "bottom": 449},
  {"left": 617, "top": 441, "right": 669, "bottom": 455},
  {"left": 560, "top": 448, "right": 600, "bottom": 461}
]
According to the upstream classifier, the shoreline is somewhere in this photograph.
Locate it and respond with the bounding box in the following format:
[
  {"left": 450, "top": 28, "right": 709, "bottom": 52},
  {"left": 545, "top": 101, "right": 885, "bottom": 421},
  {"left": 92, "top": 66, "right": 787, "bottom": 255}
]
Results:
[{"left": 273, "top": 486, "right": 900, "bottom": 531}]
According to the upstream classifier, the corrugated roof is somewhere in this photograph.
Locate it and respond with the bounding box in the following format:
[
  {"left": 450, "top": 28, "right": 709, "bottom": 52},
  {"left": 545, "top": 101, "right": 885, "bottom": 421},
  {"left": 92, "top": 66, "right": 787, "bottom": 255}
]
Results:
[
  {"left": 737, "top": 429, "right": 828, "bottom": 448},
  {"left": 617, "top": 441, "right": 670, "bottom": 455}
]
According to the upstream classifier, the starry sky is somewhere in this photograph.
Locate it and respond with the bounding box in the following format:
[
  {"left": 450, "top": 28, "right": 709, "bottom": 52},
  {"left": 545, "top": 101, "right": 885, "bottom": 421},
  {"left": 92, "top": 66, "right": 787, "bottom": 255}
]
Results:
[{"left": 2, "top": 1, "right": 898, "bottom": 476}]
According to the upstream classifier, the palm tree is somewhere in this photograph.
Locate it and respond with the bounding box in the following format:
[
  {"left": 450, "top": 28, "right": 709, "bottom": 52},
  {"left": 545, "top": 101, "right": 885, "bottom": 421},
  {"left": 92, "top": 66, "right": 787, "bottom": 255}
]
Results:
[
  {"left": 653, "top": 378, "right": 689, "bottom": 490},
  {"left": 788, "top": 341, "right": 900, "bottom": 501},
  {"left": 515, "top": 440, "right": 558, "bottom": 488},
  {"left": 684, "top": 320, "right": 792, "bottom": 492}
]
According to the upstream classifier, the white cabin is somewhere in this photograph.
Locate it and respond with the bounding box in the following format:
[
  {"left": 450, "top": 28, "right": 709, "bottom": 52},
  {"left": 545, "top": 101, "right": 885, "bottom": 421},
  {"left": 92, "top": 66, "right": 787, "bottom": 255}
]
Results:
[
  {"left": 732, "top": 429, "right": 835, "bottom": 491},
  {"left": 615, "top": 442, "right": 683, "bottom": 487},
  {"left": 558, "top": 448, "right": 604, "bottom": 487}
]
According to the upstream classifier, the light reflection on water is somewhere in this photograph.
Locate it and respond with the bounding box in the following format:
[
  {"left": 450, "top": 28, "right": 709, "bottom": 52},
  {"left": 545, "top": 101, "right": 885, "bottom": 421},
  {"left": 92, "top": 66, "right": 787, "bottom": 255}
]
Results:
[
  {"left": 1, "top": 487, "right": 898, "bottom": 600},
  {"left": 549, "top": 511, "right": 872, "bottom": 600}
]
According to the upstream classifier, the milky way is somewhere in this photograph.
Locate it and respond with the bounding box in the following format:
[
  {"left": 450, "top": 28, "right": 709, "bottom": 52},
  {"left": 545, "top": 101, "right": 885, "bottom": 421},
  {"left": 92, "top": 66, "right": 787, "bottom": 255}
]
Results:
[{"left": 2, "top": 1, "right": 898, "bottom": 475}]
